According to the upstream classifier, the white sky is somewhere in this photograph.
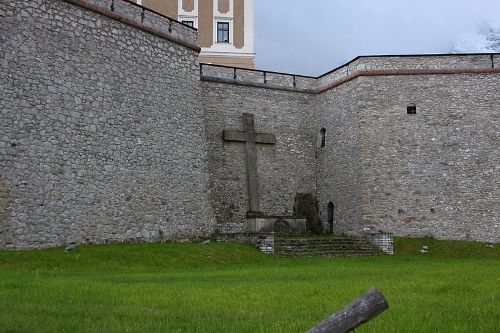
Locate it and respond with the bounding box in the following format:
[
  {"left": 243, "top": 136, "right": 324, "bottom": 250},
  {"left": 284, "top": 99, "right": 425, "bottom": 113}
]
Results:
[{"left": 254, "top": 0, "right": 500, "bottom": 76}]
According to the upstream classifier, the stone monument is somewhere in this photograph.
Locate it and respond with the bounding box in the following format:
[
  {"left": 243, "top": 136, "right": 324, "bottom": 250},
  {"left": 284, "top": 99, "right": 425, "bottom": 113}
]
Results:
[{"left": 223, "top": 113, "right": 306, "bottom": 233}]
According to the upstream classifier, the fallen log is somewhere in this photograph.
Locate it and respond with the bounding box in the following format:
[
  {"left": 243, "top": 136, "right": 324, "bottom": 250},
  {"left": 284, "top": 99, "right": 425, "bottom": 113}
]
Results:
[{"left": 306, "top": 288, "right": 389, "bottom": 333}]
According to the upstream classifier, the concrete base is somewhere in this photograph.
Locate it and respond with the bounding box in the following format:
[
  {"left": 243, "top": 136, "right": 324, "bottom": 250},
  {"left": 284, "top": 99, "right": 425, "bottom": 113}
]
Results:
[
  {"left": 365, "top": 232, "right": 394, "bottom": 255},
  {"left": 247, "top": 217, "right": 307, "bottom": 233}
]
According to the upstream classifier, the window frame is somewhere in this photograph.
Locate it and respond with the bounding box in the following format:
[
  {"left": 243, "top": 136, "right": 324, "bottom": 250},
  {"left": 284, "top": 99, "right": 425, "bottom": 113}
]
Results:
[
  {"left": 216, "top": 21, "right": 230, "bottom": 43},
  {"left": 181, "top": 20, "right": 195, "bottom": 28}
]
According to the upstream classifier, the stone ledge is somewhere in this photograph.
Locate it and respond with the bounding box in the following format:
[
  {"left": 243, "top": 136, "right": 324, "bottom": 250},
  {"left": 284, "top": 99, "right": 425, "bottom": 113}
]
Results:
[
  {"left": 202, "top": 66, "right": 500, "bottom": 94},
  {"left": 200, "top": 75, "right": 315, "bottom": 94},
  {"left": 201, "top": 54, "right": 499, "bottom": 94},
  {"left": 62, "top": 0, "right": 200, "bottom": 52},
  {"left": 317, "top": 67, "right": 500, "bottom": 93},
  {"left": 247, "top": 217, "right": 307, "bottom": 233}
]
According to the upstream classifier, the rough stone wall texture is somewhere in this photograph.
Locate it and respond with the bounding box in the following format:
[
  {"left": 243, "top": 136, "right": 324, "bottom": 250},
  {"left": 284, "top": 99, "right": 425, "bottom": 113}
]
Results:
[
  {"left": 366, "top": 233, "right": 393, "bottom": 255},
  {"left": 202, "top": 56, "right": 497, "bottom": 96},
  {"left": 317, "top": 55, "right": 497, "bottom": 89},
  {"left": 313, "top": 71, "right": 499, "bottom": 242},
  {"left": 201, "top": 82, "right": 316, "bottom": 233},
  {"left": 86, "top": 0, "right": 197, "bottom": 45},
  {"left": 1, "top": 1, "right": 498, "bottom": 247},
  {"left": 0, "top": 0, "right": 215, "bottom": 249},
  {"left": 142, "top": 9, "right": 198, "bottom": 45},
  {"left": 215, "top": 232, "right": 275, "bottom": 254},
  {"left": 313, "top": 81, "right": 366, "bottom": 236},
  {"left": 201, "top": 64, "right": 316, "bottom": 91},
  {"left": 355, "top": 73, "right": 499, "bottom": 242},
  {"left": 0, "top": 173, "right": 11, "bottom": 247}
]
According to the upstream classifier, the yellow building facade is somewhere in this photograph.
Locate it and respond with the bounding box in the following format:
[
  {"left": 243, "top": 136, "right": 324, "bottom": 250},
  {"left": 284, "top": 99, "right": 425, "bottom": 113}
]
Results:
[{"left": 136, "top": 0, "right": 255, "bottom": 68}]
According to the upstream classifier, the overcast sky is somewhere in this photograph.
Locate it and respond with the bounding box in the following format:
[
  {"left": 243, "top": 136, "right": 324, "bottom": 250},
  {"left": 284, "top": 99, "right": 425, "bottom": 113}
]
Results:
[{"left": 254, "top": 0, "right": 500, "bottom": 76}]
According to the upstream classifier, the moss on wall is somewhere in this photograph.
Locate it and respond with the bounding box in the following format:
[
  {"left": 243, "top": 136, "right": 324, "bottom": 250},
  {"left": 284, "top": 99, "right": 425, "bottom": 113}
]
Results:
[{"left": 293, "top": 193, "right": 323, "bottom": 234}]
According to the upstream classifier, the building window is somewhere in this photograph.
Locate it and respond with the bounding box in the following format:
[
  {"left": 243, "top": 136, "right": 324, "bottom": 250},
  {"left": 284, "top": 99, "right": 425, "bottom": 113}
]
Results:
[
  {"left": 217, "top": 22, "right": 230, "bottom": 43},
  {"left": 407, "top": 104, "right": 417, "bottom": 115},
  {"left": 182, "top": 20, "right": 194, "bottom": 28},
  {"left": 317, "top": 128, "right": 326, "bottom": 148}
]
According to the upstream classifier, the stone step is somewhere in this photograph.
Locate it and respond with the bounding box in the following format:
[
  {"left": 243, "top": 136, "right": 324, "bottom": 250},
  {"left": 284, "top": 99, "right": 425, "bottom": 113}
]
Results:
[
  {"left": 275, "top": 248, "right": 380, "bottom": 253},
  {"left": 273, "top": 236, "right": 383, "bottom": 258},
  {"left": 275, "top": 243, "right": 370, "bottom": 248},
  {"left": 275, "top": 242, "right": 370, "bottom": 247},
  {"left": 275, "top": 239, "right": 366, "bottom": 242},
  {"left": 276, "top": 249, "right": 379, "bottom": 253}
]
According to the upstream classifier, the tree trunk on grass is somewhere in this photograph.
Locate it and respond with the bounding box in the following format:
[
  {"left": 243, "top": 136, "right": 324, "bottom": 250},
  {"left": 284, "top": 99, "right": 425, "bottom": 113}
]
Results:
[{"left": 306, "top": 288, "right": 389, "bottom": 333}]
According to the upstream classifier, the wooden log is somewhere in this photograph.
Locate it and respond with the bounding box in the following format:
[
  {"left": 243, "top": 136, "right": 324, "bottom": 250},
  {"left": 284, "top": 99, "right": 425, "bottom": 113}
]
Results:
[{"left": 305, "top": 288, "right": 389, "bottom": 333}]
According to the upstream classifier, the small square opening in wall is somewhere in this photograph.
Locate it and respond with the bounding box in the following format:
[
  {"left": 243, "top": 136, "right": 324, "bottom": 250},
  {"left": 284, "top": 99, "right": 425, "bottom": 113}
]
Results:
[{"left": 407, "top": 104, "right": 417, "bottom": 114}]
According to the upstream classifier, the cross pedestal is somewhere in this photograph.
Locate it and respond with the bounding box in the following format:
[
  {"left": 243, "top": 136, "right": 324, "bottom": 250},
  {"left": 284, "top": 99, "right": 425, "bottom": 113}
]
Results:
[{"left": 223, "top": 113, "right": 275, "bottom": 217}]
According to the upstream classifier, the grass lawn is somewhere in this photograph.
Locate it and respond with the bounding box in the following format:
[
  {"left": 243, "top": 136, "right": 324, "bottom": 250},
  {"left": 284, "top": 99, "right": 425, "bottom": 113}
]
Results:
[{"left": 0, "top": 238, "right": 498, "bottom": 332}]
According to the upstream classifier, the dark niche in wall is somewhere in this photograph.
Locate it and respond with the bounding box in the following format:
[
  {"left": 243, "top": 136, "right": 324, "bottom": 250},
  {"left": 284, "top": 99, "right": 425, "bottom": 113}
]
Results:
[
  {"left": 317, "top": 128, "right": 326, "bottom": 148},
  {"left": 407, "top": 104, "right": 417, "bottom": 115}
]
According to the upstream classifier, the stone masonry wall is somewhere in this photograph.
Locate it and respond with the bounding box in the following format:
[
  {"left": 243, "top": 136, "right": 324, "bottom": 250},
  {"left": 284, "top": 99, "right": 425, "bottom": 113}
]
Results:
[
  {"left": 313, "top": 82, "right": 365, "bottom": 235},
  {"left": 202, "top": 55, "right": 497, "bottom": 95},
  {"left": 316, "top": 54, "right": 497, "bottom": 89},
  {"left": 0, "top": 0, "right": 215, "bottom": 248},
  {"left": 356, "top": 73, "right": 499, "bottom": 242},
  {"left": 305, "top": 55, "right": 499, "bottom": 241},
  {"left": 85, "top": 0, "right": 198, "bottom": 45},
  {"left": 201, "top": 64, "right": 317, "bottom": 91},
  {"left": 1, "top": 0, "right": 498, "bottom": 247},
  {"left": 201, "top": 58, "right": 499, "bottom": 241},
  {"left": 201, "top": 81, "right": 316, "bottom": 233}
]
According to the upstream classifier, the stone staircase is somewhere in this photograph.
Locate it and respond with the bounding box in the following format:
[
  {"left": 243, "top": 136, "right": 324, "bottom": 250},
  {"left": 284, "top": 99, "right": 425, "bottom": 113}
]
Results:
[{"left": 274, "top": 236, "right": 385, "bottom": 258}]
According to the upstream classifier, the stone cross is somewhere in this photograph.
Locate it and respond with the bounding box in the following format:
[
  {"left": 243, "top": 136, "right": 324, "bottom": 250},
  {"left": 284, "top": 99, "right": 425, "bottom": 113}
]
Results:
[{"left": 223, "top": 113, "right": 276, "bottom": 216}]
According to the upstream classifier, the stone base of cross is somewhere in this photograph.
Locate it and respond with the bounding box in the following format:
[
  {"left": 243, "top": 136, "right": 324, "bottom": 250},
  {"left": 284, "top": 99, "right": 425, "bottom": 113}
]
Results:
[{"left": 247, "top": 217, "right": 307, "bottom": 233}]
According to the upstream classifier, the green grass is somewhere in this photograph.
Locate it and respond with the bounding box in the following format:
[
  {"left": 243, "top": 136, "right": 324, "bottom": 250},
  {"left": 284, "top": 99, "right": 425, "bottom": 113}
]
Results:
[{"left": 0, "top": 238, "right": 498, "bottom": 332}]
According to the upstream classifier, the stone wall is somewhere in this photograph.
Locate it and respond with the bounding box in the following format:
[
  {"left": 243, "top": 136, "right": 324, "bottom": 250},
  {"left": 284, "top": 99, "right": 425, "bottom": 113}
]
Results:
[
  {"left": 202, "top": 55, "right": 497, "bottom": 96},
  {"left": 215, "top": 232, "right": 275, "bottom": 254},
  {"left": 0, "top": 0, "right": 215, "bottom": 248},
  {"left": 201, "top": 80, "right": 316, "bottom": 233},
  {"left": 1, "top": 0, "right": 498, "bottom": 247},
  {"left": 306, "top": 55, "right": 499, "bottom": 242},
  {"left": 366, "top": 233, "right": 394, "bottom": 255},
  {"left": 198, "top": 58, "right": 500, "bottom": 241},
  {"left": 356, "top": 73, "right": 500, "bottom": 242},
  {"left": 200, "top": 64, "right": 317, "bottom": 236},
  {"left": 85, "top": 0, "right": 198, "bottom": 45},
  {"left": 201, "top": 64, "right": 316, "bottom": 91},
  {"left": 0, "top": 175, "right": 11, "bottom": 247},
  {"left": 313, "top": 82, "right": 365, "bottom": 235},
  {"left": 316, "top": 54, "right": 497, "bottom": 89}
]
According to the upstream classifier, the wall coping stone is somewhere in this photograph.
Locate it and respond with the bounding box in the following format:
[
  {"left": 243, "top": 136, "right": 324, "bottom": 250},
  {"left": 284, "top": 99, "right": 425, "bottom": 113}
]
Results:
[
  {"left": 317, "top": 67, "right": 500, "bottom": 93},
  {"left": 201, "top": 61, "right": 500, "bottom": 94},
  {"left": 201, "top": 75, "right": 316, "bottom": 94},
  {"left": 63, "top": 0, "right": 201, "bottom": 52}
]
